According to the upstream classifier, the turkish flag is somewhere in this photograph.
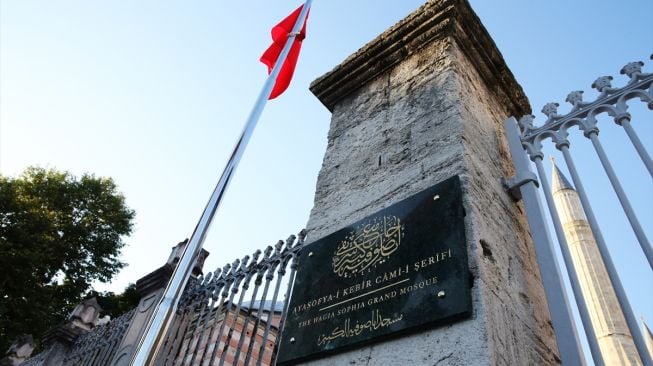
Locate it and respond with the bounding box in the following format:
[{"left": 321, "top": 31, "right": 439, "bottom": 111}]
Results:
[{"left": 260, "top": 5, "right": 309, "bottom": 99}]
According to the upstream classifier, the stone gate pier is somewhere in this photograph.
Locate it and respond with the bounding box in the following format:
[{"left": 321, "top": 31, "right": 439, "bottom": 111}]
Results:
[{"left": 293, "top": 0, "right": 560, "bottom": 364}]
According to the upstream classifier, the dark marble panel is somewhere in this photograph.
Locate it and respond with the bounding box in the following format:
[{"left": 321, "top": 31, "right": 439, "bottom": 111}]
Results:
[{"left": 278, "top": 176, "right": 471, "bottom": 364}]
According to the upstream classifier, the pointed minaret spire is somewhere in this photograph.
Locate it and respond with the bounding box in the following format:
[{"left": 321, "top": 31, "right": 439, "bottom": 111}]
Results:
[
  {"left": 643, "top": 318, "right": 653, "bottom": 360},
  {"left": 550, "top": 157, "right": 575, "bottom": 192},
  {"left": 551, "top": 158, "right": 642, "bottom": 364}
]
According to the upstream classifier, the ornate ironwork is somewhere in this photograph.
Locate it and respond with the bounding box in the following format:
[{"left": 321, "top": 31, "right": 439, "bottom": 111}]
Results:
[
  {"left": 155, "top": 229, "right": 306, "bottom": 366},
  {"left": 506, "top": 54, "right": 653, "bottom": 364},
  {"left": 61, "top": 309, "right": 135, "bottom": 366},
  {"left": 515, "top": 57, "right": 653, "bottom": 159}
]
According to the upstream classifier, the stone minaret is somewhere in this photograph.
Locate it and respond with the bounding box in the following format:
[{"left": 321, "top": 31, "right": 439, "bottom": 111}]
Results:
[
  {"left": 644, "top": 320, "right": 653, "bottom": 360},
  {"left": 551, "top": 161, "right": 641, "bottom": 365}
]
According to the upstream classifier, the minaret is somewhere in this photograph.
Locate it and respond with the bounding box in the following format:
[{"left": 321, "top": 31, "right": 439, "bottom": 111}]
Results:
[
  {"left": 551, "top": 160, "right": 641, "bottom": 365},
  {"left": 644, "top": 320, "right": 653, "bottom": 361}
]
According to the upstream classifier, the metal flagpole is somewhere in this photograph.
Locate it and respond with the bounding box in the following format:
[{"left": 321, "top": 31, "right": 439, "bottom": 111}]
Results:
[{"left": 130, "top": 2, "right": 313, "bottom": 364}]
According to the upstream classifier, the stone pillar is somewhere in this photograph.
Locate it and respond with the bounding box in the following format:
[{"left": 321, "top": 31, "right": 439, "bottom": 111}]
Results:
[
  {"left": 69, "top": 297, "right": 104, "bottom": 331},
  {"left": 37, "top": 325, "right": 81, "bottom": 366},
  {"left": 0, "top": 335, "right": 34, "bottom": 366},
  {"left": 32, "top": 297, "right": 103, "bottom": 366},
  {"left": 110, "top": 240, "right": 208, "bottom": 366},
  {"left": 303, "top": 0, "right": 559, "bottom": 364}
]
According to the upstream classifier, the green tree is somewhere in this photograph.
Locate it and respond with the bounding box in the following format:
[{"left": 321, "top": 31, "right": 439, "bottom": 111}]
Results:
[
  {"left": 91, "top": 283, "right": 141, "bottom": 319},
  {"left": 0, "top": 167, "right": 135, "bottom": 352}
]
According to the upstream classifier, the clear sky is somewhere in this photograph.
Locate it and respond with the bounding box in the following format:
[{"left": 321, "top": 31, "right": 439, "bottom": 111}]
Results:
[{"left": 1, "top": 1, "right": 651, "bottom": 363}]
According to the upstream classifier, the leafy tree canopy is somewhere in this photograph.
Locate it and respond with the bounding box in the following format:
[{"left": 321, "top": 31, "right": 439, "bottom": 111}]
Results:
[
  {"left": 0, "top": 167, "right": 135, "bottom": 352},
  {"left": 90, "top": 283, "right": 140, "bottom": 319}
]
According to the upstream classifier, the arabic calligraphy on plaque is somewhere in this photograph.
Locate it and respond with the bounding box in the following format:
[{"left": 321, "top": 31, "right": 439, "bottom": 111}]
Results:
[
  {"left": 316, "top": 309, "right": 403, "bottom": 346},
  {"left": 332, "top": 215, "right": 404, "bottom": 278}
]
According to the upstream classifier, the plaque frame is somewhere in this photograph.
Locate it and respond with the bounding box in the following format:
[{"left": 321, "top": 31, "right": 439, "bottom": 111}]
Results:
[{"left": 277, "top": 176, "right": 471, "bottom": 364}]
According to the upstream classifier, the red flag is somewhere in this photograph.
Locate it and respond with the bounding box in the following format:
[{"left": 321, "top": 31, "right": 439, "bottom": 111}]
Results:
[{"left": 260, "top": 5, "right": 309, "bottom": 99}]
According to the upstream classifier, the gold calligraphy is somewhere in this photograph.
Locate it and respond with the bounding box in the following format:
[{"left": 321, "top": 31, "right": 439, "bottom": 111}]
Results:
[
  {"left": 332, "top": 215, "right": 404, "bottom": 278},
  {"left": 316, "top": 309, "right": 404, "bottom": 346}
]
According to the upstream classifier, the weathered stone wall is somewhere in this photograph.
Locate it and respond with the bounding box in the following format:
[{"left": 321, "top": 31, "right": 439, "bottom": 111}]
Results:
[
  {"left": 302, "top": 0, "right": 559, "bottom": 365},
  {"left": 451, "top": 39, "right": 558, "bottom": 365}
]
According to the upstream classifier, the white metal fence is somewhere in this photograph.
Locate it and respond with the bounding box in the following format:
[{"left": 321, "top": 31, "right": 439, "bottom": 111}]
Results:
[{"left": 504, "top": 55, "right": 653, "bottom": 366}]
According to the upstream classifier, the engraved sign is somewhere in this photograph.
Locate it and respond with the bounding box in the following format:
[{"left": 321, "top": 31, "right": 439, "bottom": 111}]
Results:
[
  {"left": 277, "top": 176, "right": 471, "bottom": 364},
  {"left": 332, "top": 215, "right": 404, "bottom": 278}
]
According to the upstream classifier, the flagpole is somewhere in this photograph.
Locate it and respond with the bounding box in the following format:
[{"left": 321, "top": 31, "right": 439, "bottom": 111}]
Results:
[{"left": 130, "top": 2, "right": 313, "bottom": 364}]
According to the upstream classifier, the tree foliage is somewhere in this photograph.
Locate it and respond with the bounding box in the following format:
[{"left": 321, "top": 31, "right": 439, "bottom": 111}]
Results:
[
  {"left": 0, "top": 167, "right": 135, "bottom": 352},
  {"left": 90, "top": 283, "right": 140, "bottom": 319}
]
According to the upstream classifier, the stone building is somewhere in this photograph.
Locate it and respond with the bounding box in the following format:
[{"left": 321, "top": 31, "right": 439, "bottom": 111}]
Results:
[{"left": 551, "top": 162, "right": 641, "bottom": 365}]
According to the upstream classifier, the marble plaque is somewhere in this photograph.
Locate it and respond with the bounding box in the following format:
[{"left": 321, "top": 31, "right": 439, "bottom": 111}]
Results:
[{"left": 277, "top": 176, "right": 471, "bottom": 364}]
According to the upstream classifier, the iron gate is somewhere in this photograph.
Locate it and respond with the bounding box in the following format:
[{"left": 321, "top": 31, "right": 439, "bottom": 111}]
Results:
[{"left": 504, "top": 56, "right": 653, "bottom": 366}]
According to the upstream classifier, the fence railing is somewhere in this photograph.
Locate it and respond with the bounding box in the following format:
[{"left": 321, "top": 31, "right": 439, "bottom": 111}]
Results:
[
  {"left": 18, "top": 309, "right": 136, "bottom": 366},
  {"left": 154, "top": 230, "right": 306, "bottom": 366},
  {"left": 63, "top": 309, "right": 135, "bottom": 366},
  {"left": 504, "top": 55, "right": 653, "bottom": 366}
]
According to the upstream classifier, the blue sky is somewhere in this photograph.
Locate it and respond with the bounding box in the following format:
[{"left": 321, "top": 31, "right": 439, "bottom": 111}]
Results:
[{"left": 1, "top": 1, "right": 651, "bottom": 363}]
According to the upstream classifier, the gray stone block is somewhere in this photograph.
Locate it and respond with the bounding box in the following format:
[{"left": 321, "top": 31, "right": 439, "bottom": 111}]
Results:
[{"left": 299, "top": 0, "right": 558, "bottom": 365}]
